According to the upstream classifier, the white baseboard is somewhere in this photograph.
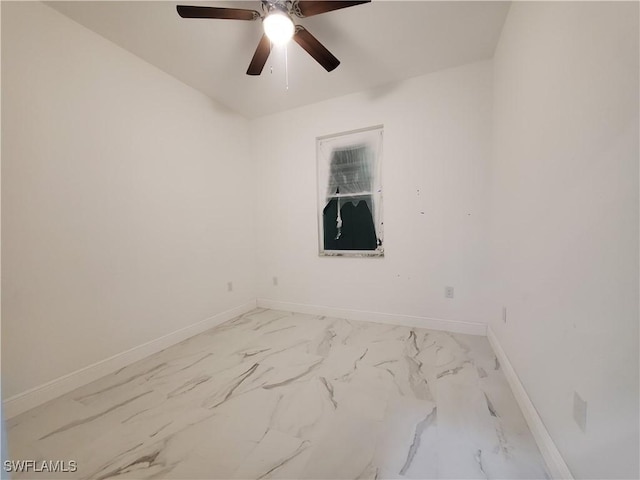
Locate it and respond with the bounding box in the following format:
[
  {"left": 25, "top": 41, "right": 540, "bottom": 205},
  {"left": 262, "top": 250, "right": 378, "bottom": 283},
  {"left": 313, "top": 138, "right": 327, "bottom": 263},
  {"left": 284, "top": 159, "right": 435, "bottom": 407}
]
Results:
[
  {"left": 487, "top": 326, "right": 573, "bottom": 480},
  {"left": 3, "top": 300, "right": 257, "bottom": 419},
  {"left": 256, "top": 298, "right": 486, "bottom": 336}
]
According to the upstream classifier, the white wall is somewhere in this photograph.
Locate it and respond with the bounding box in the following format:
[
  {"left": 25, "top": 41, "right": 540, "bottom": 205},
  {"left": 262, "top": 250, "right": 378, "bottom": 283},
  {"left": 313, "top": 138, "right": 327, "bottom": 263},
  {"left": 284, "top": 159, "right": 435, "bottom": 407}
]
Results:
[
  {"left": 1, "top": 2, "right": 256, "bottom": 399},
  {"left": 489, "top": 2, "right": 639, "bottom": 479},
  {"left": 252, "top": 61, "right": 493, "bottom": 327}
]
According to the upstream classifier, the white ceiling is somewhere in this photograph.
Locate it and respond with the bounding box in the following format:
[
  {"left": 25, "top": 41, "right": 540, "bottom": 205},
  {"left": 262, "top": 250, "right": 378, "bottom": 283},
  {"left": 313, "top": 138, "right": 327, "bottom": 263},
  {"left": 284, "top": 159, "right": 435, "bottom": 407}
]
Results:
[{"left": 48, "top": 1, "right": 510, "bottom": 118}]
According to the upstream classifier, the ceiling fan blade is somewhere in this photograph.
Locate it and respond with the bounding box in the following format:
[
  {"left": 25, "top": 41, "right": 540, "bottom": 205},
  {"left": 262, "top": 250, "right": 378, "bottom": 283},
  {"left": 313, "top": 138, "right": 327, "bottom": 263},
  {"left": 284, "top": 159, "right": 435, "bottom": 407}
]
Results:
[
  {"left": 293, "top": 26, "right": 340, "bottom": 72},
  {"left": 293, "top": 0, "right": 370, "bottom": 18},
  {"left": 247, "top": 35, "right": 272, "bottom": 75},
  {"left": 176, "top": 5, "right": 260, "bottom": 21}
]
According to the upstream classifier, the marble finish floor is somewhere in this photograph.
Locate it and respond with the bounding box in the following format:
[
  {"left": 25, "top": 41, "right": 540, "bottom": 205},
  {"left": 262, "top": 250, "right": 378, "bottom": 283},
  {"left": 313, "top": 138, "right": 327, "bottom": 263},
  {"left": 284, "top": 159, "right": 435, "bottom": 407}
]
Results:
[{"left": 7, "top": 309, "right": 549, "bottom": 479}]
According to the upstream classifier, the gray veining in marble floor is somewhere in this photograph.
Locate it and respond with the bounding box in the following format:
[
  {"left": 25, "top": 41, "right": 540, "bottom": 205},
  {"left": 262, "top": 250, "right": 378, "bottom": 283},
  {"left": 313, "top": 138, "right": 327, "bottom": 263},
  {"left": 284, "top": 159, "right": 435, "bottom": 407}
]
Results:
[{"left": 6, "top": 309, "right": 550, "bottom": 479}]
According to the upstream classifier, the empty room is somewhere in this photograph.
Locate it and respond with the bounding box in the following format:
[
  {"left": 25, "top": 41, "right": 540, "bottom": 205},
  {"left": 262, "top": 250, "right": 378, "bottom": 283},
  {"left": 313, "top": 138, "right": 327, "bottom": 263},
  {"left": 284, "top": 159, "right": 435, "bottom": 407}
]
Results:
[{"left": 1, "top": 1, "right": 638, "bottom": 479}]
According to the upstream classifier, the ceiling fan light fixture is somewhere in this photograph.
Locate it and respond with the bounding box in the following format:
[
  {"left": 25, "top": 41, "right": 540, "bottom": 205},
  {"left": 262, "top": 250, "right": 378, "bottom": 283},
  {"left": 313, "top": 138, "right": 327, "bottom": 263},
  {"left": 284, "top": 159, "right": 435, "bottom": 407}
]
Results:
[
  {"left": 263, "top": 11, "right": 294, "bottom": 46},
  {"left": 177, "top": 1, "right": 372, "bottom": 75}
]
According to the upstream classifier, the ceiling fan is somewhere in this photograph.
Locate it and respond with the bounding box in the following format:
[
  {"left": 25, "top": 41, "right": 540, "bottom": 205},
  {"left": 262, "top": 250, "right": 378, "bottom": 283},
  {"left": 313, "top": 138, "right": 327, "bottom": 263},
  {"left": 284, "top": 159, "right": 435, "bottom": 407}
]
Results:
[{"left": 176, "top": 1, "right": 371, "bottom": 75}]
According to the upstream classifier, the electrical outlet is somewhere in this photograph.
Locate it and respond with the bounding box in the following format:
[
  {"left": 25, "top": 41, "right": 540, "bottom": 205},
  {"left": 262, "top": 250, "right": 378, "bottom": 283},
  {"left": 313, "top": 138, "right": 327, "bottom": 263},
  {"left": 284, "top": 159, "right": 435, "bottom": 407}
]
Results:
[
  {"left": 573, "top": 391, "right": 587, "bottom": 433},
  {"left": 227, "top": 282, "right": 233, "bottom": 292},
  {"left": 502, "top": 306, "right": 507, "bottom": 323},
  {"left": 273, "top": 276, "right": 278, "bottom": 286},
  {"left": 445, "top": 286, "right": 454, "bottom": 299}
]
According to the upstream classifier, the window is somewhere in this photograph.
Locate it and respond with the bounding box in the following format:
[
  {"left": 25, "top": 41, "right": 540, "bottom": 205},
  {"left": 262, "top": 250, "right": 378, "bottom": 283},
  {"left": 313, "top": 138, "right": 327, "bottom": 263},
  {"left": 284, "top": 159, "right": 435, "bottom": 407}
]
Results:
[{"left": 317, "top": 126, "right": 383, "bottom": 257}]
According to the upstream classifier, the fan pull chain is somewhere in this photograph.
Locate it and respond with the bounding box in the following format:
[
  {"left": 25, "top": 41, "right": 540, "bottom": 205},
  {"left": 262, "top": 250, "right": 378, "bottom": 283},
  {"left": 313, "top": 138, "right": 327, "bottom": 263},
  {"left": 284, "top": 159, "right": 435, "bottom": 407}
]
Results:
[{"left": 285, "top": 45, "right": 289, "bottom": 91}]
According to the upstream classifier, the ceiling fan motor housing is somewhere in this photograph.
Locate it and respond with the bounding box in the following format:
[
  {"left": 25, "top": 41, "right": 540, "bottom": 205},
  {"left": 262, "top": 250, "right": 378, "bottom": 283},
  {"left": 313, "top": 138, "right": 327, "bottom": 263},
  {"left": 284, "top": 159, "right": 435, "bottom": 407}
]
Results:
[{"left": 262, "top": 0, "right": 294, "bottom": 17}]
